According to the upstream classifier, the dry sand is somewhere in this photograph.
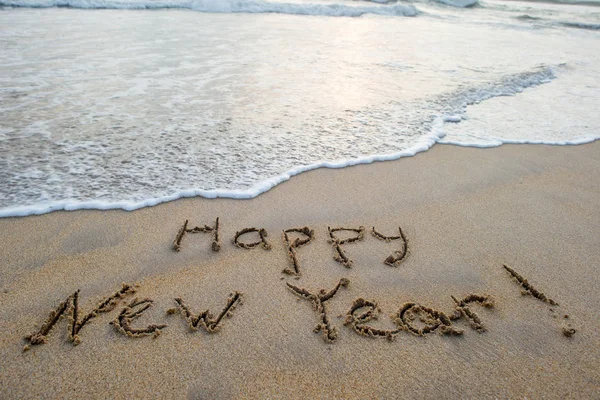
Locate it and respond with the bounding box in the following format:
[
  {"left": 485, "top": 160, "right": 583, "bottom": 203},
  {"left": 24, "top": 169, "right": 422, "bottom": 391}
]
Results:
[{"left": 1, "top": 143, "right": 599, "bottom": 399}]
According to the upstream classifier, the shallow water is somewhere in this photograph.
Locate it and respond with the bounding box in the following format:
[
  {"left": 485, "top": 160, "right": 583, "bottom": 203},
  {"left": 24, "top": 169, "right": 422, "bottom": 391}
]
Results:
[{"left": 0, "top": 0, "right": 599, "bottom": 216}]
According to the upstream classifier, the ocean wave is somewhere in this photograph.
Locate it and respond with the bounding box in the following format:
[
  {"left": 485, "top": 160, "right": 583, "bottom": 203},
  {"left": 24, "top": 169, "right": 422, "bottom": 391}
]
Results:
[
  {"left": 515, "top": 14, "right": 542, "bottom": 21},
  {"left": 559, "top": 21, "right": 600, "bottom": 30},
  {"left": 433, "top": 0, "right": 478, "bottom": 8},
  {"left": 1, "top": 65, "right": 592, "bottom": 219},
  {"left": 0, "top": 0, "right": 420, "bottom": 17},
  {"left": 515, "top": 14, "right": 600, "bottom": 31}
]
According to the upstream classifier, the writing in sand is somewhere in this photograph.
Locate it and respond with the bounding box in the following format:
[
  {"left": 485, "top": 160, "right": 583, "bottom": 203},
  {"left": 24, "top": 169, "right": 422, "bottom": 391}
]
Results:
[{"left": 22, "top": 217, "right": 577, "bottom": 352}]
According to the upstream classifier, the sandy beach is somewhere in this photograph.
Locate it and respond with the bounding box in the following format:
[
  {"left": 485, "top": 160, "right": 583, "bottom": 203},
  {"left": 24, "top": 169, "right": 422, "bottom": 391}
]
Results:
[{"left": 1, "top": 142, "right": 599, "bottom": 399}]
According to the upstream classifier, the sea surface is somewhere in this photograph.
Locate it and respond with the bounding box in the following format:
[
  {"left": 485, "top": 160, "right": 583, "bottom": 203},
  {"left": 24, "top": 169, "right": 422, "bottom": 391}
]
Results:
[{"left": 0, "top": 0, "right": 599, "bottom": 216}]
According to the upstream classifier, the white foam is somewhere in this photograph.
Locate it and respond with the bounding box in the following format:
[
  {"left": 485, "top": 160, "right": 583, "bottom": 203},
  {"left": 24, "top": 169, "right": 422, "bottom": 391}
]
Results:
[
  {"left": 443, "top": 115, "right": 462, "bottom": 123},
  {"left": 0, "top": 133, "right": 443, "bottom": 217},
  {"left": 0, "top": 0, "right": 420, "bottom": 17},
  {"left": 441, "top": 136, "right": 600, "bottom": 148},
  {"left": 3, "top": 135, "right": 597, "bottom": 218},
  {"left": 3, "top": 64, "right": 597, "bottom": 219}
]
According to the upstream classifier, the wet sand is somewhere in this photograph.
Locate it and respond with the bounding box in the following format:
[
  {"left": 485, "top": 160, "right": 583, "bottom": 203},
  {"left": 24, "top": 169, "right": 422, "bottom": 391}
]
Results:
[{"left": 1, "top": 142, "right": 599, "bottom": 398}]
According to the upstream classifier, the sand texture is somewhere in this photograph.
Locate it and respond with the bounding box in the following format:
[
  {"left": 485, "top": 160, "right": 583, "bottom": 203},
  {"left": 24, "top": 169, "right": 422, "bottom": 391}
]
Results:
[{"left": 1, "top": 143, "right": 599, "bottom": 398}]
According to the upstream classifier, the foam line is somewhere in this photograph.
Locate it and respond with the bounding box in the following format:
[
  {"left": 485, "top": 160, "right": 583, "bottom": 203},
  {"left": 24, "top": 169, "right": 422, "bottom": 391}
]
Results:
[
  {"left": 0, "top": 137, "right": 438, "bottom": 217},
  {"left": 439, "top": 136, "right": 600, "bottom": 148},
  {"left": 4, "top": 137, "right": 598, "bottom": 218}
]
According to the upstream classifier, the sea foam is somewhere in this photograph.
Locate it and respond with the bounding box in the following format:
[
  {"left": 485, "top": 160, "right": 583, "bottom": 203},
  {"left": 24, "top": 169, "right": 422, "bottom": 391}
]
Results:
[{"left": 1, "top": 64, "right": 593, "bottom": 219}]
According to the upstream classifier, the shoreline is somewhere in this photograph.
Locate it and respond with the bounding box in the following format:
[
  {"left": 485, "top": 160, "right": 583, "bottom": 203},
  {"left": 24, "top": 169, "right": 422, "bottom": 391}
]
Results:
[
  {"left": 2, "top": 138, "right": 599, "bottom": 219},
  {"left": 1, "top": 142, "right": 599, "bottom": 398}
]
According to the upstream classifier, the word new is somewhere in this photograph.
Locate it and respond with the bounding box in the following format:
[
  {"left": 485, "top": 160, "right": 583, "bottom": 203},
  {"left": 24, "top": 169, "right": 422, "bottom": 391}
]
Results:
[{"left": 23, "top": 284, "right": 242, "bottom": 350}]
